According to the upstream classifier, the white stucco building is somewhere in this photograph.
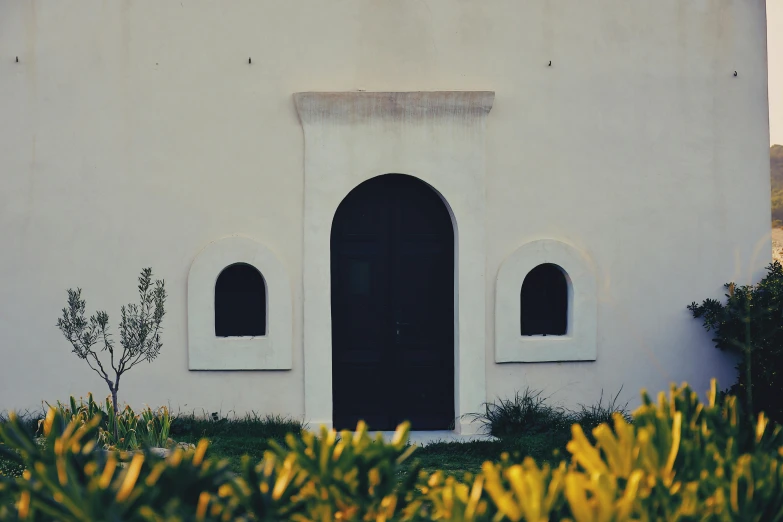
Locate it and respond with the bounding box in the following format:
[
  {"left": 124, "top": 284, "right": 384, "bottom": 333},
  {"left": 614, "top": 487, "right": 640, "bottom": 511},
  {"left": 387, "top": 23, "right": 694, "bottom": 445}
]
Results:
[{"left": 0, "top": 1, "right": 771, "bottom": 434}]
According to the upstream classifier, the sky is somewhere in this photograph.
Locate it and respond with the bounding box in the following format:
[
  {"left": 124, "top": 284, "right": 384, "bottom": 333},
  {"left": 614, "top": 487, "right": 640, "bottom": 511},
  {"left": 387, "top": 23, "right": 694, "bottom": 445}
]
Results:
[{"left": 770, "top": 1, "right": 782, "bottom": 146}]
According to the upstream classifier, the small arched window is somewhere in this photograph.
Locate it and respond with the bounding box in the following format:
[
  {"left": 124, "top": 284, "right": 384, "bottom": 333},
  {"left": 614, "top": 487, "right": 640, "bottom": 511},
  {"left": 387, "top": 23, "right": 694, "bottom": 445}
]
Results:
[
  {"left": 520, "top": 263, "right": 567, "bottom": 336},
  {"left": 215, "top": 263, "right": 267, "bottom": 337}
]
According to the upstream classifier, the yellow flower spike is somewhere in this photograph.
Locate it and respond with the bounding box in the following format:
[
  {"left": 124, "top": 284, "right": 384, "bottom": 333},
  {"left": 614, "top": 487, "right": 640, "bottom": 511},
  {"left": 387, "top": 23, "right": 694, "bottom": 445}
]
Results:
[
  {"left": 544, "top": 464, "right": 566, "bottom": 511},
  {"left": 634, "top": 429, "right": 656, "bottom": 472},
  {"left": 380, "top": 494, "right": 397, "bottom": 521},
  {"left": 756, "top": 413, "right": 768, "bottom": 443},
  {"left": 332, "top": 441, "right": 345, "bottom": 462},
  {"left": 507, "top": 464, "right": 540, "bottom": 521},
  {"left": 263, "top": 454, "right": 276, "bottom": 477},
  {"left": 196, "top": 491, "right": 210, "bottom": 521},
  {"left": 370, "top": 466, "right": 382, "bottom": 486},
  {"left": 43, "top": 408, "right": 55, "bottom": 437},
  {"left": 192, "top": 439, "right": 209, "bottom": 467},
  {"left": 395, "top": 444, "right": 417, "bottom": 466},
  {"left": 116, "top": 453, "right": 144, "bottom": 502},
  {"left": 657, "top": 391, "right": 667, "bottom": 410},
  {"left": 593, "top": 425, "right": 624, "bottom": 477},
  {"left": 616, "top": 417, "right": 637, "bottom": 476},
  {"left": 17, "top": 490, "right": 30, "bottom": 519},
  {"left": 567, "top": 424, "right": 608, "bottom": 475},
  {"left": 564, "top": 473, "right": 592, "bottom": 522},
  {"left": 593, "top": 474, "right": 616, "bottom": 522},
  {"left": 663, "top": 412, "right": 682, "bottom": 480},
  {"left": 99, "top": 457, "right": 117, "bottom": 489},
  {"left": 272, "top": 454, "right": 297, "bottom": 501},
  {"left": 442, "top": 478, "right": 454, "bottom": 515},
  {"left": 482, "top": 463, "right": 522, "bottom": 522},
  {"left": 391, "top": 422, "right": 410, "bottom": 449},
  {"left": 218, "top": 484, "right": 233, "bottom": 498},
  {"left": 615, "top": 469, "right": 644, "bottom": 519},
  {"left": 59, "top": 419, "right": 78, "bottom": 442},
  {"left": 144, "top": 463, "right": 166, "bottom": 487},
  {"left": 320, "top": 429, "right": 336, "bottom": 474},
  {"left": 82, "top": 440, "right": 96, "bottom": 454},
  {"left": 167, "top": 448, "right": 183, "bottom": 468},
  {"left": 84, "top": 462, "right": 97, "bottom": 477},
  {"left": 353, "top": 421, "right": 367, "bottom": 445},
  {"left": 55, "top": 453, "right": 69, "bottom": 487},
  {"left": 465, "top": 474, "right": 484, "bottom": 521}
]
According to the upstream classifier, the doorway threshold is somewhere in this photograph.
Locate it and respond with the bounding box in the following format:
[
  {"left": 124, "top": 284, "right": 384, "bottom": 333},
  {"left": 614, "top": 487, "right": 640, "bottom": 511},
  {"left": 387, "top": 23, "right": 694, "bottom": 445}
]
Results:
[{"left": 369, "top": 431, "right": 497, "bottom": 446}]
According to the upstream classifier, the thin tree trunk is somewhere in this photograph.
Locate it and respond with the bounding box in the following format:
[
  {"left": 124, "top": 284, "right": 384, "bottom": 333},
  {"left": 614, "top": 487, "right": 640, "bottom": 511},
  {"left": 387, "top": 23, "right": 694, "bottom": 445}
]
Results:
[{"left": 110, "top": 384, "right": 119, "bottom": 441}]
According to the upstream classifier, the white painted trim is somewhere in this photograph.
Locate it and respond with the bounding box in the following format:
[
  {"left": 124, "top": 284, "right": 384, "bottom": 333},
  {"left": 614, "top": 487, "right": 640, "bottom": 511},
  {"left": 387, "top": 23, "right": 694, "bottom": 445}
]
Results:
[
  {"left": 187, "top": 235, "right": 293, "bottom": 370},
  {"left": 495, "top": 239, "right": 598, "bottom": 363},
  {"left": 294, "top": 91, "right": 494, "bottom": 434}
]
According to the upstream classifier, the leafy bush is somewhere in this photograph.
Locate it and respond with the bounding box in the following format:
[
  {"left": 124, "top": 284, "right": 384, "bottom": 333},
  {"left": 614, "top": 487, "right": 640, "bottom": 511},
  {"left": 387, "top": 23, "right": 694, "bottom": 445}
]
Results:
[
  {"left": 47, "top": 393, "right": 173, "bottom": 451},
  {"left": 569, "top": 387, "right": 631, "bottom": 437},
  {"left": 0, "top": 409, "right": 229, "bottom": 520},
  {"left": 467, "top": 387, "right": 571, "bottom": 438},
  {"left": 468, "top": 387, "right": 630, "bottom": 444},
  {"left": 688, "top": 261, "right": 783, "bottom": 424},
  {"left": 0, "top": 412, "right": 44, "bottom": 478},
  {"left": 0, "top": 449, "right": 23, "bottom": 478},
  {"left": 3, "top": 380, "right": 782, "bottom": 520}
]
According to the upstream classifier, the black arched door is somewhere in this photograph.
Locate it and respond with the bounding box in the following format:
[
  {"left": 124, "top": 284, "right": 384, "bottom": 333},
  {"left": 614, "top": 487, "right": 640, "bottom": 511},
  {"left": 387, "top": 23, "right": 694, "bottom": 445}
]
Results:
[{"left": 331, "top": 174, "right": 455, "bottom": 431}]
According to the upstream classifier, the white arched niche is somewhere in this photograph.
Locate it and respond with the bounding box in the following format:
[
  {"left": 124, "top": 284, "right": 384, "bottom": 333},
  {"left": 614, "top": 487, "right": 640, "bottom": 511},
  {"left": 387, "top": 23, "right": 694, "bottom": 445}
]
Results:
[
  {"left": 187, "top": 235, "right": 292, "bottom": 370},
  {"left": 495, "top": 239, "right": 598, "bottom": 363}
]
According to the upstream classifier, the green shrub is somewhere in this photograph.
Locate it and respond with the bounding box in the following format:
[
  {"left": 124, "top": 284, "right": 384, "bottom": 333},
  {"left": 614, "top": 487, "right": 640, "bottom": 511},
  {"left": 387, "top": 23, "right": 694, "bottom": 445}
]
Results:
[
  {"left": 688, "top": 261, "right": 783, "bottom": 424},
  {"left": 467, "top": 388, "right": 570, "bottom": 438},
  {"left": 0, "top": 412, "right": 43, "bottom": 479},
  {"left": 47, "top": 393, "right": 173, "bottom": 451},
  {"left": 0, "top": 409, "right": 230, "bottom": 520},
  {"left": 2, "top": 381, "right": 782, "bottom": 520},
  {"left": 569, "top": 387, "right": 631, "bottom": 438}
]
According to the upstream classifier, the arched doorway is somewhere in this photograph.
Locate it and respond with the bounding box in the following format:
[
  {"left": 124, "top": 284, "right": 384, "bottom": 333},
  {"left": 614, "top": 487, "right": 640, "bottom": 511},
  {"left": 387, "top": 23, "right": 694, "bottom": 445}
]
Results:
[{"left": 331, "top": 174, "right": 455, "bottom": 431}]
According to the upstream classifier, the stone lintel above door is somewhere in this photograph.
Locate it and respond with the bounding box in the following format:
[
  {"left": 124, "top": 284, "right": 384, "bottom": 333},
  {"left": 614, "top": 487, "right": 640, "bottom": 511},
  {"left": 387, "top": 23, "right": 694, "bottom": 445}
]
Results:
[{"left": 294, "top": 91, "right": 494, "bottom": 124}]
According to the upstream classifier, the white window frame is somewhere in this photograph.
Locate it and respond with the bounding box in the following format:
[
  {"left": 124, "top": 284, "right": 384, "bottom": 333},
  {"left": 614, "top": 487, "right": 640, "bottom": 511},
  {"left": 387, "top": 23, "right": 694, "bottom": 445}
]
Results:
[
  {"left": 187, "top": 235, "right": 292, "bottom": 370},
  {"left": 495, "top": 239, "right": 598, "bottom": 363}
]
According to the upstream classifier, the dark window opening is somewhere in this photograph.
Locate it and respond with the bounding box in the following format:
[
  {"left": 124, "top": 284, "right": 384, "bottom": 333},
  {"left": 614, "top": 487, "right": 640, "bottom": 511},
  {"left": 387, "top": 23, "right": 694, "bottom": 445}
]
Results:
[
  {"left": 215, "top": 263, "right": 266, "bottom": 337},
  {"left": 520, "top": 263, "right": 567, "bottom": 336}
]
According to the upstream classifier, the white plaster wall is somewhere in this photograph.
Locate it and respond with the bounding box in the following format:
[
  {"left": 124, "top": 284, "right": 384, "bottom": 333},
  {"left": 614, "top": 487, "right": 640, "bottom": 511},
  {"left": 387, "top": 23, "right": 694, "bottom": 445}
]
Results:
[{"left": 0, "top": 1, "right": 769, "bottom": 420}]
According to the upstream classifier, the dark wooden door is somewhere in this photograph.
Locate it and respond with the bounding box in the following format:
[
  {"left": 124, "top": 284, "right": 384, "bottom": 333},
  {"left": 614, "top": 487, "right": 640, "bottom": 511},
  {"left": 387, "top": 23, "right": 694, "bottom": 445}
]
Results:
[{"left": 331, "top": 174, "right": 455, "bottom": 431}]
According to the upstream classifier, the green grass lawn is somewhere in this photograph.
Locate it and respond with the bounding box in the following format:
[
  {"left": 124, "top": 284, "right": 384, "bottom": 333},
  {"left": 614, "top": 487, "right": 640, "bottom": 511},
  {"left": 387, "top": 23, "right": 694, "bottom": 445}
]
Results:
[
  {"left": 164, "top": 388, "right": 626, "bottom": 475},
  {"left": 172, "top": 431, "right": 571, "bottom": 477},
  {"left": 1, "top": 430, "right": 566, "bottom": 481}
]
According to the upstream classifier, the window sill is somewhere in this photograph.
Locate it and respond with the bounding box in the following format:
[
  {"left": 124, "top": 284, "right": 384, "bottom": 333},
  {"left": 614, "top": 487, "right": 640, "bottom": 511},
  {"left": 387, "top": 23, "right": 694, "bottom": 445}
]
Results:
[{"left": 497, "top": 335, "right": 596, "bottom": 363}]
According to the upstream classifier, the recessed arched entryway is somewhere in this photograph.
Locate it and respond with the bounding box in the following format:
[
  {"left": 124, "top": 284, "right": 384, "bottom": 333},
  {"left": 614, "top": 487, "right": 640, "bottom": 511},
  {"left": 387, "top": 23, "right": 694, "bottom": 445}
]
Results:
[{"left": 330, "top": 174, "right": 455, "bottom": 431}]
